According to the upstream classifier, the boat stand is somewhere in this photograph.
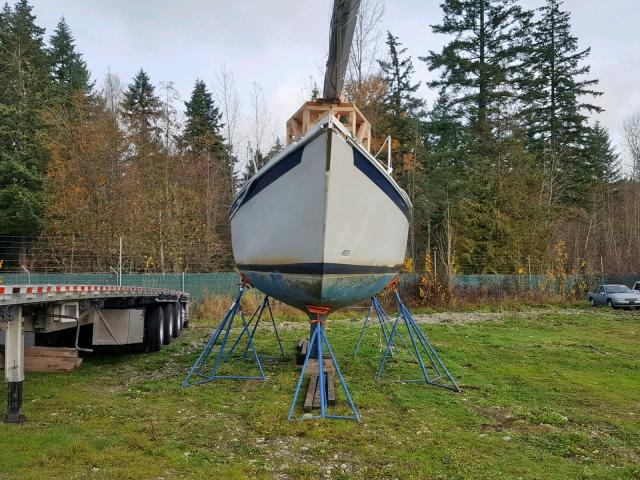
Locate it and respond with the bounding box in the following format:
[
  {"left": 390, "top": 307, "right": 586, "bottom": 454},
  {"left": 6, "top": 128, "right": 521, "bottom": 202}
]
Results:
[
  {"left": 288, "top": 306, "right": 359, "bottom": 421},
  {"left": 223, "top": 295, "right": 285, "bottom": 362},
  {"left": 182, "top": 279, "right": 266, "bottom": 387},
  {"left": 354, "top": 296, "right": 416, "bottom": 360},
  {"left": 375, "top": 282, "right": 460, "bottom": 392}
]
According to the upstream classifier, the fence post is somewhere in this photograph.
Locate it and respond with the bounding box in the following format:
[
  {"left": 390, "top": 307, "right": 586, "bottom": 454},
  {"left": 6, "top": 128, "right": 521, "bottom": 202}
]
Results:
[
  {"left": 20, "top": 266, "right": 30, "bottom": 285},
  {"left": 118, "top": 236, "right": 123, "bottom": 287},
  {"left": 181, "top": 272, "right": 185, "bottom": 292},
  {"left": 527, "top": 256, "right": 532, "bottom": 291},
  {"left": 70, "top": 234, "right": 75, "bottom": 274}
]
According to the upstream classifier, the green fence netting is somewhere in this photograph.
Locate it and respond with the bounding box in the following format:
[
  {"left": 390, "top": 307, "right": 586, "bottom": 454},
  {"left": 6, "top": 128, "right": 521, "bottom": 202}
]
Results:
[{"left": 1, "top": 271, "right": 637, "bottom": 302}]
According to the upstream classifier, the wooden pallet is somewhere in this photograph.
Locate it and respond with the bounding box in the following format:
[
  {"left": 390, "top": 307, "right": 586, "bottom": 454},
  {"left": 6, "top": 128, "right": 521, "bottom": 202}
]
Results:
[
  {"left": 0, "top": 346, "right": 82, "bottom": 372},
  {"left": 304, "top": 372, "right": 336, "bottom": 413}
]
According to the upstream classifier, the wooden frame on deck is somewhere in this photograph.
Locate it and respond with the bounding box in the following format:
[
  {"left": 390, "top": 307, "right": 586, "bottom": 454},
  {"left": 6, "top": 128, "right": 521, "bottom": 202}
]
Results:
[{"left": 286, "top": 101, "right": 371, "bottom": 152}]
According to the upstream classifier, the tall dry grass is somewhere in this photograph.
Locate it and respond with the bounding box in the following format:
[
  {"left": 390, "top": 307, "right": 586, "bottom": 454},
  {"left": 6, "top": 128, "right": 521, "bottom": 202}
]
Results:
[
  {"left": 191, "top": 291, "right": 307, "bottom": 326},
  {"left": 191, "top": 275, "right": 584, "bottom": 326}
]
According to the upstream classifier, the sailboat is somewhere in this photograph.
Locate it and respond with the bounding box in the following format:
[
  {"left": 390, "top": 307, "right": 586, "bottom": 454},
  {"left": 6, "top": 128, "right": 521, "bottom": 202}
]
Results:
[{"left": 230, "top": 0, "right": 411, "bottom": 313}]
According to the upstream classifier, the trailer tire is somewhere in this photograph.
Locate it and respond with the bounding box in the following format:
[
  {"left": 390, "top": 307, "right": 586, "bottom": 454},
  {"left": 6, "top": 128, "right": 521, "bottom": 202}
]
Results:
[
  {"left": 147, "top": 306, "right": 165, "bottom": 352},
  {"left": 172, "top": 302, "right": 182, "bottom": 337},
  {"left": 162, "top": 304, "right": 174, "bottom": 344}
]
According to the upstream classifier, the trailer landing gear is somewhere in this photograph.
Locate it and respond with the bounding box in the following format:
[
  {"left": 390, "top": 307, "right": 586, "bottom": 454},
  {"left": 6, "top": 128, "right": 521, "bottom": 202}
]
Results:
[{"left": 3, "top": 306, "right": 26, "bottom": 424}]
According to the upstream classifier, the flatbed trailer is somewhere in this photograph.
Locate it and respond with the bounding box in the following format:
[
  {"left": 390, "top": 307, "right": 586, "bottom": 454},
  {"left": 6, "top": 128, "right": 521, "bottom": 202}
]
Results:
[{"left": 0, "top": 284, "right": 189, "bottom": 423}]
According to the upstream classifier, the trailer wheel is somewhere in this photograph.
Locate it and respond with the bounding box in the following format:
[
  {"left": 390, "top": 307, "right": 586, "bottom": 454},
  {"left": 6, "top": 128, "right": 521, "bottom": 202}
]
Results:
[
  {"left": 162, "top": 304, "right": 174, "bottom": 344},
  {"left": 172, "top": 302, "right": 182, "bottom": 337},
  {"left": 147, "top": 306, "right": 165, "bottom": 352}
]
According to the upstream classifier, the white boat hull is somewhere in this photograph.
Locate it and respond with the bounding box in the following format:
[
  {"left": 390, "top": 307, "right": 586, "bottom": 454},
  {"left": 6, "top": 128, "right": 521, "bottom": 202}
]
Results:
[{"left": 230, "top": 119, "right": 411, "bottom": 312}]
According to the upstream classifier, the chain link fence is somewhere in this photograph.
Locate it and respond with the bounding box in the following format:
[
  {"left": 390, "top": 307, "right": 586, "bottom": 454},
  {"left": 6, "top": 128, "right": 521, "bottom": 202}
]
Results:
[
  {"left": 0, "top": 272, "right": 239, "bottom": 301},
  {"left": 1, "top": 271, "right": 638, "bottom": 302}
]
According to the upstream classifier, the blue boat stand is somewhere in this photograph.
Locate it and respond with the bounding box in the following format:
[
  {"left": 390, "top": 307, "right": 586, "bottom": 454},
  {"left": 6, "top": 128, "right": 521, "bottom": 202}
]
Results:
[
  {"left": 354, "top": 296, "right": 417, "bottom": 362},
  {"left": 373, "top": 286, "right": 460, "bottom": 392},
  {"left": 223, "top": 295, "right": 285, "bottom": 362},
  {"left": 182, "top": 274, "right": 458, "bottom": 419},
  {"left": 182, "top": 279, "right": 283, "bottom": 386},
  {"left": 288, "top": 306, "right": 360, "bottom": 421}
]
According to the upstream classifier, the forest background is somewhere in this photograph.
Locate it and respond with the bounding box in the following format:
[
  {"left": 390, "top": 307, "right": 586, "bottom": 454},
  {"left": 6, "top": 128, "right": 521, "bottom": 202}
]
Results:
[{"left": 1, "top": 0, "right": 639, "bottom": 282}]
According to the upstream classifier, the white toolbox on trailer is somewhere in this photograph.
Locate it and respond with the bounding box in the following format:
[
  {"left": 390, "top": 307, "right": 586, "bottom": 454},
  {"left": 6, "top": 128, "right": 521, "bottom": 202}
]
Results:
[{"left": 91, "top": 309, "right": 145, "bottom": 345}]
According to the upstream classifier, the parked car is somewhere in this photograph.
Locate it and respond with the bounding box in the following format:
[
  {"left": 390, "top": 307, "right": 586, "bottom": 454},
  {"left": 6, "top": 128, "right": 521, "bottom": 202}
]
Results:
[
  {"left": 586, "top": 284, "right": 640, "bottom": 309},
  {"left": 633, "top": 281, "right": 640, "bottom": 293}
]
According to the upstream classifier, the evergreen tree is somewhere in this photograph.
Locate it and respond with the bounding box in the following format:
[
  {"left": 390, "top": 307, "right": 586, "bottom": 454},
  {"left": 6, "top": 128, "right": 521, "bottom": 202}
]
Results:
[
  {"left": 420, "top": 0, "right": 539, "bottom": 273},
  {"left": 567, "top": 122, "right": 617, "bottom": 205},
  {"left": 423, "top": 0, "right": 531, "bottom": 143},
  {"left": 454, "top": 135, "right": 548, "bottom": 273},
  {"left": 181, "top": 79, "right": 224, "bottom": 156},
  {"left": 378, "top": 31, "right": 424, "bottom": 181},
  {"left": 521, "top": 0, "right": 601, "bottom": 150},
  {"left": 424, "top": 87, "right": 468, "bottom": 178},
  {"left": 181, "top": 79, "right": 237, "bottom": 187},
  {"left": 0, "top": 3, "right": 10, "bottom": 45},
  {"left": 122, "top": 69, "right": 161, "bottom": 142},
  {"left": 520, "top": 0, "right": 602, "bottom": 205},
  {"left": 0, "top": 0, "right": 49, "bottom": 101},
  {"left": 0, "top": 0, "right": 50, "bottom": 237},
  {"left": 423, "top": 87, "right": 470, "bottom": 226},
  {"left": 377, "top": 32, "right": 427, "bottom": 263},
  {"left": 378, "top": 31, "right": 424, "bottom": 121},
  {"left": 0, "top": 3, "right": 11, "bottom": 100},
  {"left": 48, "top": 17, "right": 92, "bottom": 95}
]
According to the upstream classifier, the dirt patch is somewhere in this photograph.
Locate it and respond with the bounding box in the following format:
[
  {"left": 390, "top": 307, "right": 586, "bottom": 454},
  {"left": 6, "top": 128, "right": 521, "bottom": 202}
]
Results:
[
  {"left": 402, "top": 308, "right": 608, "bottom": 326},
  {"left": 473, "top": 405, "right": 557, "bottom": 435},
  {"left": 411, "top": 311, "right": 510, "bottom": 325}
]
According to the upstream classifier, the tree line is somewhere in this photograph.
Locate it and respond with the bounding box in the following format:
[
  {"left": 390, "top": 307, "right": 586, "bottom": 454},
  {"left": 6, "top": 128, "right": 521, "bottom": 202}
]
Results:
[
  {"left": 351, "top": 0, "right": 635, "bottom": 276},
  {"left": 0, "top": 0, "right": 638, "bottom": 276},
  {"left": 0, "top": 0, "right": 240, "bottom": 272}
]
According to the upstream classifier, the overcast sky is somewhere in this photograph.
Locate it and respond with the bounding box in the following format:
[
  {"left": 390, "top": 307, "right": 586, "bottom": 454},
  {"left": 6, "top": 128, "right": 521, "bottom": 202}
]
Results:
[{"left": 30, "top": 0, "right": 640, "bottom": 168}]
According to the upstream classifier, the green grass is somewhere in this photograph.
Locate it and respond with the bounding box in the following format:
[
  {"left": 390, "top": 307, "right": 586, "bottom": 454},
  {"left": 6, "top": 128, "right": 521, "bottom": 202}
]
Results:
[{"left": 1, "top": 308, "right": 638, "bottom": 479}]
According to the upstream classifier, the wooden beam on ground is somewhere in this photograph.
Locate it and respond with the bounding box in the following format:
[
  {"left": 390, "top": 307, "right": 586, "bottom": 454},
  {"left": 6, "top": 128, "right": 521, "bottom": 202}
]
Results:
[
  {"left": 305, "top": 358, "right": 334, "bottom": 376},
  {"left": 326, "top": 373, "right": 336, "bottom": 406},
  {"left": 0, "top": 347, "right": 82, "bottom": 373},
  {"left": 304, "top": 374, "right": 319, "bottom": 413}
]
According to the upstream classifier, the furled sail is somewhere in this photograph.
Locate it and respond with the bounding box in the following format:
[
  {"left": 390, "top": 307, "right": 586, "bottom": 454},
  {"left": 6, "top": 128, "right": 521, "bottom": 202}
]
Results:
[{"left": 322, "top": 0, "right": 361, "bottom": 101}]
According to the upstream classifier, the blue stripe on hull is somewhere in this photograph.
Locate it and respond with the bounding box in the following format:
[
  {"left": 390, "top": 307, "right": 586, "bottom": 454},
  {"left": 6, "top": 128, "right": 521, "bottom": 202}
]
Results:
[
  {"left": 353, "top": 148, "right": 411, "bottom": 221},
  {"left": 229, "top": 146, "right": 304, "bottom": 217},
  {"left": 241, "top": 270, "right": 396, "bottom": 313}
]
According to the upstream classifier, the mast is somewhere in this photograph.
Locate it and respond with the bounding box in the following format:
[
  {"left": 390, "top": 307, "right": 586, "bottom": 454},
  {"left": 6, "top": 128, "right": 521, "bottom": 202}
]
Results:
[
  {"left": 287, "top": 0, "right": 370, "bottom": 149},
  {"left": 322, "top": 0, "right": 361, "bottom": 101}
]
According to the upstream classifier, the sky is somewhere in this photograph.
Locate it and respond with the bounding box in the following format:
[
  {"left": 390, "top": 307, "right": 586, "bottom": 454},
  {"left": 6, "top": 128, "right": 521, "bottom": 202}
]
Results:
[{"left": 29, "top": 0, "right": 640, "bottom": 169}]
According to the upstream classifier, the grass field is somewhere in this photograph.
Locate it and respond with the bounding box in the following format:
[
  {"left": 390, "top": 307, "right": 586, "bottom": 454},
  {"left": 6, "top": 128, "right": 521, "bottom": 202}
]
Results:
[{"left": 0, "top": 306, "right": 638, "bottom": 479}]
